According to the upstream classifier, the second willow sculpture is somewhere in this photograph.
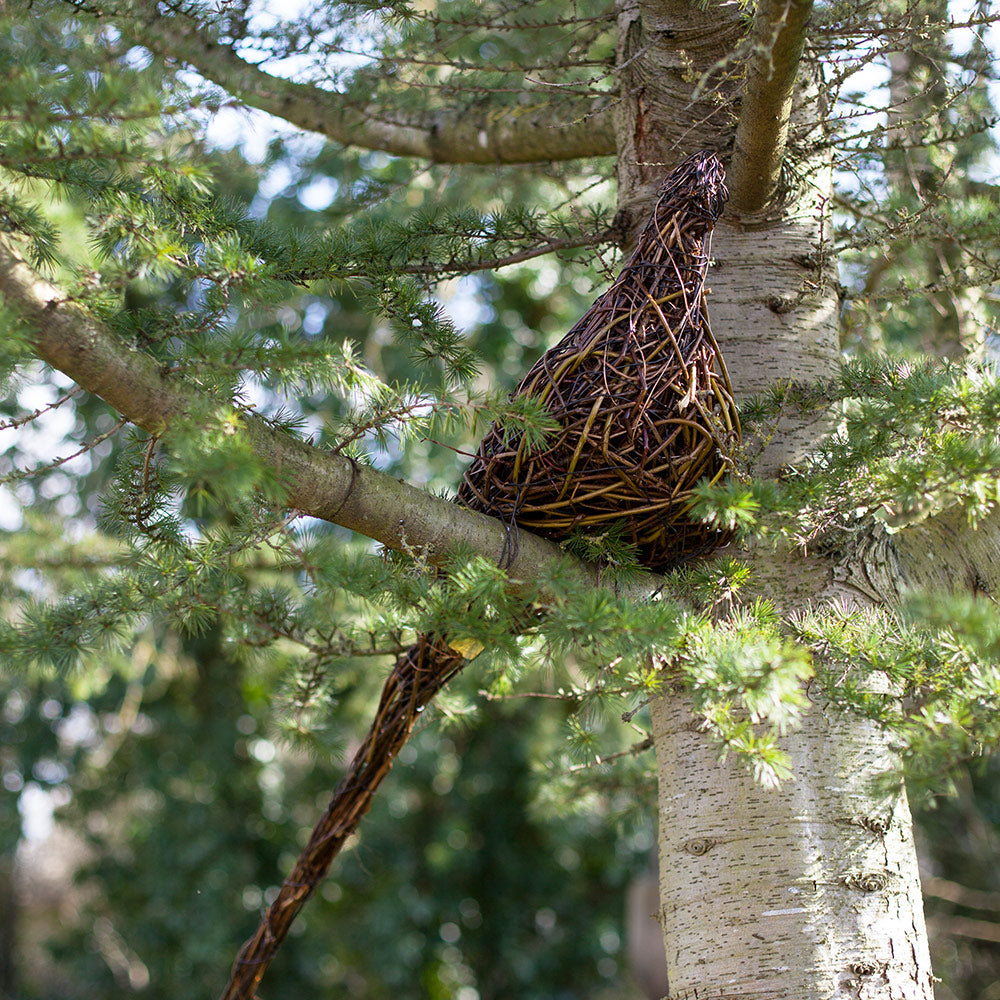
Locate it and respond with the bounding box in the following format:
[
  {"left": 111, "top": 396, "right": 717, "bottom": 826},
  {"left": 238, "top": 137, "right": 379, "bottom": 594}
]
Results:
[{"left": 221, "top": 150, "right": 741, "bottom": 1000}]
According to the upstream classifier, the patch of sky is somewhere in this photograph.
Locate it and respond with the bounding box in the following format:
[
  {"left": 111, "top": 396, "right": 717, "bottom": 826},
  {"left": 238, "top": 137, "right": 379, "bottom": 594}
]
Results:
[{"left": 438, "top": 274, "right": 492, "bottom": 336}]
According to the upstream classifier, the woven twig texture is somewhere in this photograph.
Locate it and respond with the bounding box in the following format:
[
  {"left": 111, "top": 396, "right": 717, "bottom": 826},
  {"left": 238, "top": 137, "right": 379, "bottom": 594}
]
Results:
[{"left": 460, "top": 150, "right": 740, "bottom": 570}]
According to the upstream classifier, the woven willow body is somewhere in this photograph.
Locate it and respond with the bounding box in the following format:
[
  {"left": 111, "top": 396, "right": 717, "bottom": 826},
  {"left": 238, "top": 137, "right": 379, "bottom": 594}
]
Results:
[{"left": 459, "top": 151, "right": 740, "bottom": 571}]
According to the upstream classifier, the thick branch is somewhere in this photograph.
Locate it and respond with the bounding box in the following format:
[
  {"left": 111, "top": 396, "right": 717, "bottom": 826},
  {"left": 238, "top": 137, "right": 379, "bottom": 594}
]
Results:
[
  {"left": 840, "top": 506, "right": 1000, "bottom": 609},
  {"left": 93, "top": 1, "right": 616, "bottom": 164},
  {"left": 0, "top": 234, "right": 657, "bottom": 596},
  {"left": 727, "top": 0, "right": 814, "bottom": 216}
]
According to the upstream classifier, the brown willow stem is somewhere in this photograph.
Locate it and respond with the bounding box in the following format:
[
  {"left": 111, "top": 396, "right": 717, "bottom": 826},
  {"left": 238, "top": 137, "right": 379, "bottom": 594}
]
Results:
[{"left": 220, "top": 635, "right": 466, "bottom": 1000}]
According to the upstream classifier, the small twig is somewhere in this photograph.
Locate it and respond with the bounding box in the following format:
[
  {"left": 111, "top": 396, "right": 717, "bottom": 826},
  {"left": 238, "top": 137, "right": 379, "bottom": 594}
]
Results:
[
  {"left": 328, "top": 231, "right": 613, "bottom": 281},
  {"left": 0, "top": 416, "right": 127, "bottom": 484},
  {"left": 478, "top": 688, "right": 574, "bottom": 701},
  {"left": 0, "top": 385, "right": 82, "bottom": 431},
  {"left": 564, "top": 735, "right": 654, "bottom": 773}
]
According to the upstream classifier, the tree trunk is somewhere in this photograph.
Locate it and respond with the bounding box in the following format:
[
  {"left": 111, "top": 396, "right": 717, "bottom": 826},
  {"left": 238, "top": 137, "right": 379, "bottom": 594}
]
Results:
[
  {"left": 615, "top": 1, "right": 937, "bottom": 995},
  {"left": 649, "top": 218, "right": 936, "bottom": 993},
  {"left": 653, "top": 701, "right": 933, "bottom": 998}
]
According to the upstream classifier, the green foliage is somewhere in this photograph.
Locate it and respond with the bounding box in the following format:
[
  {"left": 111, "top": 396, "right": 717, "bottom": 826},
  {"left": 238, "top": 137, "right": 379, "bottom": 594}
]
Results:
[
  {"left": 561, "top": 522, "right": 643, "bottom": 586},
  {"left": 692, "top": 359, "right": 1000, "bottom": 546},
  {"left": 685, "top": 355, "right": 1000, "bottom": 789},
  {"left": 678, "top": 600, "right": 813, "bottom": 788},
  {"left": 0, "top": 0, "right": 999, "bottom": 997}
]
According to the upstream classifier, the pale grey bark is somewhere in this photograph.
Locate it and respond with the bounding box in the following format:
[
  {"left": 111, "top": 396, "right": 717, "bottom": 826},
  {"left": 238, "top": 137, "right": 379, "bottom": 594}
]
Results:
[
  {"left": 708, "top": 215, "right": 839, "bottom": 474},
  {"left": 616, "top": 4, "right": 936, "bottom": 997},
  {"left": 654, "top": 690, "right": 934, "bottom": 999},
  {"left": 97, "top": 1, "right": 615, "bottom": 165},
  {"left": 838, "top": 505, "right": 1000, "bottom": 608}
]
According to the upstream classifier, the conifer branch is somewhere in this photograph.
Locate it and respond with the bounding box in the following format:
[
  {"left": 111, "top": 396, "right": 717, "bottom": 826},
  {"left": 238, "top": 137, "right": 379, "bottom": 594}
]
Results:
[
  {"left": 0, "top": 233, "right": 657, "bottom": 597},
  {"left": 335, "top": 230, "right": 614, "bottom": 279},
  {"left": 75, "top": 0, "right": 616, "bottom": 164},
  {"left": 727, "top": 0, "right": 814, "bottom": 216}
]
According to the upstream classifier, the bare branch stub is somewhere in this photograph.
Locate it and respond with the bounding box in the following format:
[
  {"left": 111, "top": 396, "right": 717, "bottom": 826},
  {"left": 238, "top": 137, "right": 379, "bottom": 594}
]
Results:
[{"left": 728, "top": 0, "right": 815, "bottom": 217}]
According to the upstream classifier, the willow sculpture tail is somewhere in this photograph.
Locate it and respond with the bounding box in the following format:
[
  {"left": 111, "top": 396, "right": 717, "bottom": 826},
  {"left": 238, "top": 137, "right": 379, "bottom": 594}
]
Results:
[{"left": 221, "top": 150, "right": 740, "bottom": 1000}]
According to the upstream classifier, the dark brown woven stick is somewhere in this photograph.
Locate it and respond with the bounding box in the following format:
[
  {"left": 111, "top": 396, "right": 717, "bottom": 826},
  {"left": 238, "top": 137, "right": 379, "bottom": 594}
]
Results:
[
  {"left": 221, "top": 635, "right": 465, "bottom": 1000},
  {"left": 220, "top": 151, "right": 739, "bottom": 1000}
]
